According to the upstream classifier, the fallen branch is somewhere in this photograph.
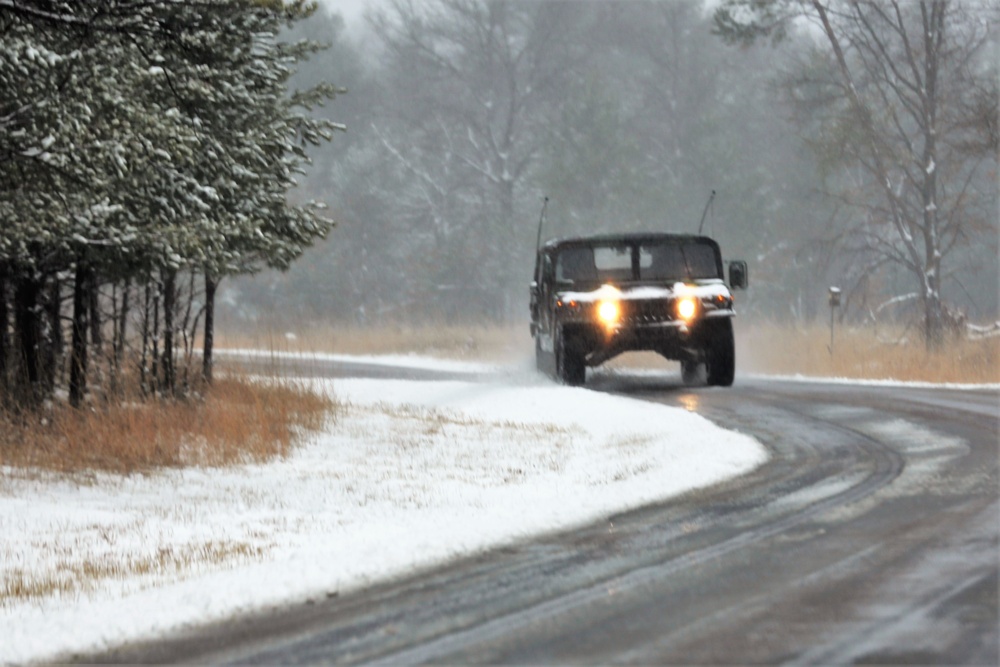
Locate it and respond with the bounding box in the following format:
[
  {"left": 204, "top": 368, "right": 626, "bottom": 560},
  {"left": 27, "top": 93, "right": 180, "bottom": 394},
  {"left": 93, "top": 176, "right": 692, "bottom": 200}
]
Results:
[{"left": 967, "top": 321, "right": 1000, "bottom": 340}]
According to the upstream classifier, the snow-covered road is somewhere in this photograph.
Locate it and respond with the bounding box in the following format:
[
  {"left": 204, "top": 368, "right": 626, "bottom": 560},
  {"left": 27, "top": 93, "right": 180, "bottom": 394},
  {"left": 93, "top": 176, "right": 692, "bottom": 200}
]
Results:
[{"left": 1, "top": 361, "right": 766, "bottom": 664}]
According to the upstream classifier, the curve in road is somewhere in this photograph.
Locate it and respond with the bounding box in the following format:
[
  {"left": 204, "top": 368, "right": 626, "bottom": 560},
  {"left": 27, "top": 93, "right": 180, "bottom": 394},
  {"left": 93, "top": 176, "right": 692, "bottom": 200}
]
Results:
[{"left": 84, "top": 364, "right": 999, "bottom": 666}]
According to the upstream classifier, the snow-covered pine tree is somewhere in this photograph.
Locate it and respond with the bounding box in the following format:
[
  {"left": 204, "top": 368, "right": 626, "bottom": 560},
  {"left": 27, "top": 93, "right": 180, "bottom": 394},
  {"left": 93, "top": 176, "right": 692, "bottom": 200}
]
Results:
[{"left": 0, "top": 0, "right": 342, "bottom": 403}]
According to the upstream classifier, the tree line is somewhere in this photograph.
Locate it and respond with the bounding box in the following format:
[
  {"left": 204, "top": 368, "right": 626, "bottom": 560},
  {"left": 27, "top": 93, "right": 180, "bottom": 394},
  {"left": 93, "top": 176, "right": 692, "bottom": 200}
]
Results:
[
  {"left": 716, "top": 0, "right": 999, "bottom": 345},
  {"left": 239, "top": 0, "right": 996, "bottom": 349},
  {"left": 0, "top": 0, "right": 342, "bottom": 408}
]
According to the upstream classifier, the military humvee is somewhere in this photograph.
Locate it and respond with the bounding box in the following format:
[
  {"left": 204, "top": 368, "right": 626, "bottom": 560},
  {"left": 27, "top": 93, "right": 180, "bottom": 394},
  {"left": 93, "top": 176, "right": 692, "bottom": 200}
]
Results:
[{"left": 529, "top": 233, "right": 748, "bottom": 386}]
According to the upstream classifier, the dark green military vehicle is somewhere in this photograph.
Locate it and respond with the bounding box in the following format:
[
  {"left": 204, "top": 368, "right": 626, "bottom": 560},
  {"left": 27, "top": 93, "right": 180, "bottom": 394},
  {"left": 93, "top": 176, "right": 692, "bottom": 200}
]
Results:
[{"left": 529, "top": 233, "right": 748, "bottom": 386}]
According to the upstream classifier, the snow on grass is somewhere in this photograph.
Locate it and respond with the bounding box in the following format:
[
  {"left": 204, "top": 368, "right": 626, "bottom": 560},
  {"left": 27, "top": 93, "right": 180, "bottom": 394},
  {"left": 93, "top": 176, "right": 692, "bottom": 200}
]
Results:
[
  {"left": 1, "top": 371, "right": 766, "bottom": 665},
  {"left": 215, "top": 348, "right": 502, "bottom": 374}
]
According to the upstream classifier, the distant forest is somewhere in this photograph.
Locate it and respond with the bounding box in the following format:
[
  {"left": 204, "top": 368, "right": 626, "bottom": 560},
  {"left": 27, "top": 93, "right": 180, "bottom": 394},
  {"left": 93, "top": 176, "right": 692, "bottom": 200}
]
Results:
[
  {"left": 2, "top": 1, "right": 995, "bottom": 409},
  {"left": 231, "top": 0, "right": 998, "bottom": 343}
]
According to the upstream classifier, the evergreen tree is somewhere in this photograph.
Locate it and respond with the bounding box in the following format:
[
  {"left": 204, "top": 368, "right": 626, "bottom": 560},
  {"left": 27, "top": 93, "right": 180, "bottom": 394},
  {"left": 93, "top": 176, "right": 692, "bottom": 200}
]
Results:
[{"left": 0, "top": 0, "right": 342, "bottom": 403}]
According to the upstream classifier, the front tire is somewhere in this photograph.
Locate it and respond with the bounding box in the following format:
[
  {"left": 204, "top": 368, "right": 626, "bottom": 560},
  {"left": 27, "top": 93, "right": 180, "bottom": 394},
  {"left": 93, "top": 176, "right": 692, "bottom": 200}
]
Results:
[
  {"left": 556, "top": 330, "right": 586, "bottom": 386},
  {"left": 705, "top": 319, "right": 735, "bottom": 387}
]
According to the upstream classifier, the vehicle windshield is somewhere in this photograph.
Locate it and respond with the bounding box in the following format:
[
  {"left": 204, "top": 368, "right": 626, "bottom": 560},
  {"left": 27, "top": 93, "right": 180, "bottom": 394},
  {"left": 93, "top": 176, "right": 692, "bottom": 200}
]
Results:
[
  {"left": 555, "top": 240, "right": 720, "bottom": 285},
  {"left": 639, "top": 242, "right": 720, "bottom": 281}
]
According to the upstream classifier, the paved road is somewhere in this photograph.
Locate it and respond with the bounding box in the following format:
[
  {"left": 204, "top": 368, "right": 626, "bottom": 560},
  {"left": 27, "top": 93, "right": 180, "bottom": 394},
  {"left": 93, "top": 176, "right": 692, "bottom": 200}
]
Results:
[{"left": 88, "top": 361, "right": 999, "bottom": 665}]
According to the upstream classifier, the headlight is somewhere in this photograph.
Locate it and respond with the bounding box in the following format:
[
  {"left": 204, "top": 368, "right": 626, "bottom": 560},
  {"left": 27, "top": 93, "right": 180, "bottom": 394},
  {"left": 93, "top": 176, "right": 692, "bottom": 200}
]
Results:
[
  {"left": 675, "top": 296, "right": 698, "bottom": 321},
  {"left": 597, "top": 300, "right": 620, "bottom": 324}
]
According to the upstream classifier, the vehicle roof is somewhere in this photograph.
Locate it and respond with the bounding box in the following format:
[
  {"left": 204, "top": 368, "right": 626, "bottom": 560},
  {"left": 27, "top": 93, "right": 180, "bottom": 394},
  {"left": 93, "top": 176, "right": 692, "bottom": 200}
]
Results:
[{"left": 540, "top": 232, "right": 720, "bottom": 252}]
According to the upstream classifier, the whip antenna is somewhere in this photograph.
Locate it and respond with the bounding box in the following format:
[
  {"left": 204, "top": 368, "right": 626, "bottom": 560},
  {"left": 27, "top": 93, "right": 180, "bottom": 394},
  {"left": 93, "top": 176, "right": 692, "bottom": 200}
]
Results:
[{"left": 697, "top": 190, "right": 716, "bottom": 235}]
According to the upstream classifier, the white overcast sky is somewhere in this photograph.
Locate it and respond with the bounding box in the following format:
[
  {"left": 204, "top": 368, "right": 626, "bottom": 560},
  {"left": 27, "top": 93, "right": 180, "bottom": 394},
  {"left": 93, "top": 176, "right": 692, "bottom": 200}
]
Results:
[{"left": 320, "top": 0, "right": 377, "bottom": 25}]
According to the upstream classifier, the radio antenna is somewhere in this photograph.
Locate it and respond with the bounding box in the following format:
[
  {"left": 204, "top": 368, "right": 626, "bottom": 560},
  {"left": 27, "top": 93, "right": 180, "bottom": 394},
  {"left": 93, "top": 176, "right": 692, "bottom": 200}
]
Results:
[
  {"left": 535, "top": 196, "right": 549, "bottom": 251},
  {"left": 697, "top": 190, "right": 716, "bottom": 235}
]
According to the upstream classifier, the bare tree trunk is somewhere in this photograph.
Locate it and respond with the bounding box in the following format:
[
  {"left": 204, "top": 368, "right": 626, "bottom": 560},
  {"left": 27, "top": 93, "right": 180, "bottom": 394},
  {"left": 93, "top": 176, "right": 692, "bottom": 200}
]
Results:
[
  {"left": 918, "top": 0, "right": 946, "bottom": 348},
  {"left": 14, "top": 274, "right": 43, "bottom": 405},
  {"left": 44, "top": 278, "right": 61, "bottom": 392},
  {"left": 0, "top": 263, "right": 8, "bottom": 393},
  {"left": 140, "top": 282, "right": 149, "bottom": 394},
  {"left": 89, "top": 270, "right": 103, "bottom": 353},
  {"left": 69, "top": 263, "right": 90, "bottom": 408},
  {"left": 110, "top": 281, "right": 122, "bottom": 397},
  {"left": 118, "top": 281, "right": 130, "bottom": 363},
  {"left": 113, "top": 279, "right": 130, "bottom": 380},
  {"left": 203, "top": 273, "right": 217, "bottom": 385},
  {"left": 151, "top": 282, "right": 160, "bottom": 397},
  {"left": 141, "top": 281, "right": 158, "bottom": 397},
  {"left": 161, "top": 270, "right": 176, "bottom": 395},
  {"left": 179, "top": 272, "right": 198, "bottom": 391}
]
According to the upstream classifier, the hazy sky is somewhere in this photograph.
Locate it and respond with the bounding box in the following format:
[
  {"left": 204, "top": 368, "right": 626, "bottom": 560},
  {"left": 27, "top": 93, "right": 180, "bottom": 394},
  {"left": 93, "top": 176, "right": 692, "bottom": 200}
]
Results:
[{"left": 320, "top": 0, "right": 376, "bottom": 25}]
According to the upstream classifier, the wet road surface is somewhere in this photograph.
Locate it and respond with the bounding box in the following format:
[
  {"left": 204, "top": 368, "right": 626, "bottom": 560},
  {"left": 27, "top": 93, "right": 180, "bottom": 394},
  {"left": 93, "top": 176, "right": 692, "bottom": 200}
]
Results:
[{"left": 85, "top": 361, "right": 999, "bottom": 665}]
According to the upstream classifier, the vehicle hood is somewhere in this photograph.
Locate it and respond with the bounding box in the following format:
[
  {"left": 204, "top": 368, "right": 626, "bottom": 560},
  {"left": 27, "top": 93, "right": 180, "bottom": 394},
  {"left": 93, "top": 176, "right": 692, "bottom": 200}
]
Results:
[{"left": 558, "top": 280, "right": 731, "bottom": 303}]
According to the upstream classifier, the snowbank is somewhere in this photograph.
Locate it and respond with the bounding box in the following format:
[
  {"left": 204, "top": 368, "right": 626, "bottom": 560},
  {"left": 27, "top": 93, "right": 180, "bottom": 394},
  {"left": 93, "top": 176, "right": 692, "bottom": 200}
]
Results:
[{"left": 1, "top": 371, "right": 766, "bottom": 664}]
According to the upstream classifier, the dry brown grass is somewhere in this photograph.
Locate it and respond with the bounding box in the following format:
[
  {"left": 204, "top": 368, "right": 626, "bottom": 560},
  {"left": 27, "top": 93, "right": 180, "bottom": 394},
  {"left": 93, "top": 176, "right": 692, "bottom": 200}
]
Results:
[
  {"left": 214, "top": 323, "right": 528, "bottom": 361},
  {"left": 2, "top": 541, "right": 265, "bottom": 604},
  {"left": 737, "top": 322, "right": 1000, "bottom": 384},
  {"left": 0, "top": 377, "right": 336, "bottom": 474}
]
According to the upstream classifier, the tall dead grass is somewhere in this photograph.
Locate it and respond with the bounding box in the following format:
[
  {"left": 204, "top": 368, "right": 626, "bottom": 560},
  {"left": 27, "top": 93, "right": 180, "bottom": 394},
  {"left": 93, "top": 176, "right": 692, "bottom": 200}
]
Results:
[
  {"left": 217, "top": 320, "right": 999, "bottom": 384},
  {"left": 0, "top": 377, "right": 336, "bottom": 474},
  {"left": 738, "top": 322, "right": 1000, "bottom": 384},
  {"left": 214, "top": 323, "right": 527, "bottom": 361}
]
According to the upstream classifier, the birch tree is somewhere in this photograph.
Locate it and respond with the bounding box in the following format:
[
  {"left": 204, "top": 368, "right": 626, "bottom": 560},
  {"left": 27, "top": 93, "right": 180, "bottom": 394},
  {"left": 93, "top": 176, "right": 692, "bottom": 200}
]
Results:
[{"left": 715, "top": 0, "right": 999, "bottom": 346}]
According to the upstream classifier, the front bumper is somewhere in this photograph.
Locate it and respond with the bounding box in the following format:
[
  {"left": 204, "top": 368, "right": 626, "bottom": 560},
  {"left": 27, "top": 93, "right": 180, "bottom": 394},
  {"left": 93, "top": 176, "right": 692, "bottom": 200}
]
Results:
[{"left": 558, "top": 309, "right": 733, "bottom": 366}]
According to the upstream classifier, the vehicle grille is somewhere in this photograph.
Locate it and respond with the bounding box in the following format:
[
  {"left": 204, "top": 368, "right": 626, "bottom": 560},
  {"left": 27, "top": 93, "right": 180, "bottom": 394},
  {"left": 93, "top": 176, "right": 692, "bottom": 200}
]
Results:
[{"left": 622, "top": 299, "right": 673, "bottom": 324}]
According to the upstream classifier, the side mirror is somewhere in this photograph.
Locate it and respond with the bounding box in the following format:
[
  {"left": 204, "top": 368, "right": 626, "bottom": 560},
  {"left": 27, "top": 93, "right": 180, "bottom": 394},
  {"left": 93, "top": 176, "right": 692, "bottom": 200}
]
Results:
[{"left": 728, "top": 261, "right": 748, "bottom": 290}]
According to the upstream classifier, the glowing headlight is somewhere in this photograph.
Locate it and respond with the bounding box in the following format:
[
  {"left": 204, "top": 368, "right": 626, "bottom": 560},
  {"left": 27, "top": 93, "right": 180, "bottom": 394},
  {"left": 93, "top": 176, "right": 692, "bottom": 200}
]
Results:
[
  {"left": 597, "top": 300, "right": 620, "bottom": 324},
  {"left": 676, "top": 297, "right": 698, "bottom": 321}
]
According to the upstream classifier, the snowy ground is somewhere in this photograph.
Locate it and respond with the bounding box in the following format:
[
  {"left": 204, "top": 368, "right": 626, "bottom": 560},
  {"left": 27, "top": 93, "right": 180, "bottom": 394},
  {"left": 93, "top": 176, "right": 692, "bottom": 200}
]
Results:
[{"left": 1, "top": 359, "right": 768, "bottom": 665}]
